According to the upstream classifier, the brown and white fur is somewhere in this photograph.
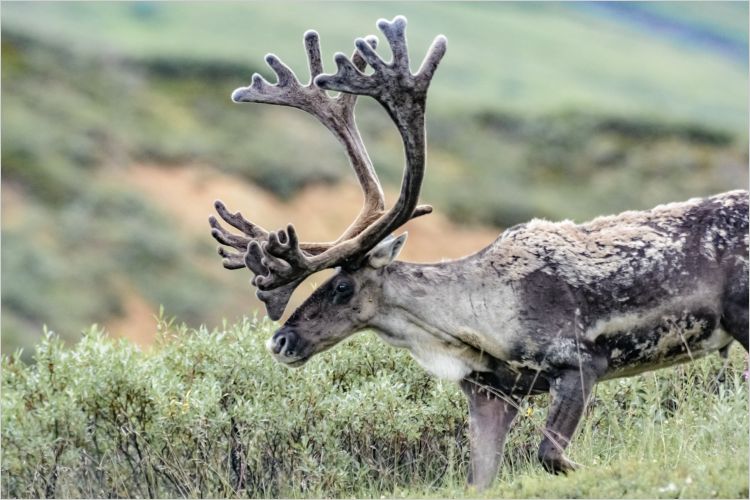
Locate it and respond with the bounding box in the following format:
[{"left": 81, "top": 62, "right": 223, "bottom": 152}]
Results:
[{"left": 268, "top": 189, "right": 748, "bottom": 489}]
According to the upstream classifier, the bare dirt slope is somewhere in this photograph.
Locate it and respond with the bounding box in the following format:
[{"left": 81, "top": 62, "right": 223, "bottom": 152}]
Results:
[{"left": 107, "top": 164, "right": 500, "bottom": 345}]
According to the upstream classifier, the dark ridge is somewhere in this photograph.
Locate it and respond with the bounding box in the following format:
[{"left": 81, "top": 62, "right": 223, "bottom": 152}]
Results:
[
  {"left": 475, "top": 110, "right": 734, "bottom": 146},
  {"left": 594, "top": 117, "right": 733, "bottom": 146},
  {"left": 2, "top": 27, "right": 259, "bottom": 82},
  {"left": 132, "top": 56, "right": 259, "bottom": 81},
  {"left": 475, "top": 110, "right": 524, "bottom": 136}
]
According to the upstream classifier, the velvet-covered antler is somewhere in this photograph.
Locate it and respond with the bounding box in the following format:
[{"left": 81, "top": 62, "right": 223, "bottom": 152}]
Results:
[{"left": 210, "top": 16, "right": 445, "bottom": 319}]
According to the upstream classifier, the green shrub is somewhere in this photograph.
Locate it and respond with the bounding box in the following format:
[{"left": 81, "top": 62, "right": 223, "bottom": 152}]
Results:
[
  {"left": 2, "top": 317, "right": 748, "bottom": 498},
  {"left": 1, "top": 318, "right": 469, "bottom": 498}
]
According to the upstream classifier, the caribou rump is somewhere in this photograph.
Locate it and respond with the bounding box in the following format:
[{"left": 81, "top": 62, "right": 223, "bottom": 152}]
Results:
[{"left": 209, "top": 16, "right": 749, "bottom": 489}]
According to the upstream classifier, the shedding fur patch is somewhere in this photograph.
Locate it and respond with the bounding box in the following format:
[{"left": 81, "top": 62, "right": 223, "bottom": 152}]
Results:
[
  {"left": 583, "top": 293, "right": 715, "bottom": 341},
  {"left": 490, "top": 190, "right": 747, "bottom": 285}
]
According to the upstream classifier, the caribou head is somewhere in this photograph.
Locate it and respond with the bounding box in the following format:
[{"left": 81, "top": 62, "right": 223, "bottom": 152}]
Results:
[
  {"left": 210, "top": 16, "right": 445, "bottom": 365},
  {"left": 266, "top": 233, "right": 407, "bottom": 366}
]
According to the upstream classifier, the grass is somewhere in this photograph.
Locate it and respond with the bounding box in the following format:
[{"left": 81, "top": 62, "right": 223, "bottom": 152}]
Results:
[
  {"left": 2, "top": 317, "right": 748, "bottom": 498},
  {"left": 1, "top": 6, "right": 747, "bottom": 496}
]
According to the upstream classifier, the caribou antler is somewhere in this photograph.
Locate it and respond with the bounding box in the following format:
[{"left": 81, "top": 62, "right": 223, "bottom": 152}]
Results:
[
  {"left": 209, "top": 32, "right": 381, "bottom": 271},
  {"left": 210, "top": 16, "right": 445, "bottom": 319},
  {"left": 209, "top": 30, "right": 383, "bottom": 319}
]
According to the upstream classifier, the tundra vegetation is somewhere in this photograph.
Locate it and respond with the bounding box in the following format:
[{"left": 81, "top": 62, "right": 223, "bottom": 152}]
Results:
[
  {"left": 1, "top": 3, "right": 748, "bottom": 497},
  {"left": 1, "top": 317, "right": 748, "bottom": 498},
  {"left": 2, "top": 2, "right": 748, "bottom": 352}
]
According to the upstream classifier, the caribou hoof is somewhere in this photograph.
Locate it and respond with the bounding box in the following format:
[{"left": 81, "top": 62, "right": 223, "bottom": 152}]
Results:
[{"left": 538, "top": 445, "right": 578, "bottom": 475}]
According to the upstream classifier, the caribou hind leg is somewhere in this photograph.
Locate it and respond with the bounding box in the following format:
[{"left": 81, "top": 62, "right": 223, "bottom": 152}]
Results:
[{"left": 538, "top": 367, "right": 598, "bottom": 474}]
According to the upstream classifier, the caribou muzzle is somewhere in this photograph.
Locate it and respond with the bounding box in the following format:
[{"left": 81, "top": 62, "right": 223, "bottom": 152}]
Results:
[{"left": 267, "top": 327, "right": 310, "bottom": 366}]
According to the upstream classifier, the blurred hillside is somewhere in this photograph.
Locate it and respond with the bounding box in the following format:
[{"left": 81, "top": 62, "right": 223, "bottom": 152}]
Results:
[{"left": 2, "top": 2, "right": 748, "bottom": 355}]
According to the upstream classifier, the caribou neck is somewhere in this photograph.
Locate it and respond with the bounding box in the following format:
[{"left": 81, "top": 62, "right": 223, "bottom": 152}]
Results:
[{"left": 365, "top": 255, "right": 521, "bottom": 380}]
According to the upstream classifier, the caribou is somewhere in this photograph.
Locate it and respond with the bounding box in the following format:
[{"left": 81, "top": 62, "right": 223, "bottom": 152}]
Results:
[{"left": 209, "top": 16, "right": 749, "bottom": 489}]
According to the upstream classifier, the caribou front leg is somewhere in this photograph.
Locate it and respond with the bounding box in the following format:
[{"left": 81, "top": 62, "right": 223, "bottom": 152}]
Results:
[
  {"left": 538, "top": 367, "right": 597, "bottom": 474},
  {"left": 460, "top": 379, "right": 519, "bottom": 490}
]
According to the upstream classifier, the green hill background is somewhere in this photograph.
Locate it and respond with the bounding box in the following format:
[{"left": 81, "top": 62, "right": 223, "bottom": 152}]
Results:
[{"left": 2, "top": 2, "right": 748, "bottom": 354}]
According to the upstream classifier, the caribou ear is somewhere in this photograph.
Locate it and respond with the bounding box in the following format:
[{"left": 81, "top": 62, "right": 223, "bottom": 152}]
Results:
[{"left": 367, "top": 233, "right": 408, "bottom": 269}]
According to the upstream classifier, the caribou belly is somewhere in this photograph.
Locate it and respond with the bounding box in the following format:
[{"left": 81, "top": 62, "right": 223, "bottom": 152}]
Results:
[{"left": 591, "top": 306, "right": 732, "bottom": 380}]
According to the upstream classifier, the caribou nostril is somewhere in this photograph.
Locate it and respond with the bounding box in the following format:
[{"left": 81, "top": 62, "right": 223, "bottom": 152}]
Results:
[{"left": 272, "top": 333, "right": 286, "bottom": 354}]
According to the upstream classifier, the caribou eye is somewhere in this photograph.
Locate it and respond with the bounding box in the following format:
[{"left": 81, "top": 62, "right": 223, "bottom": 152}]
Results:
[{"left": 332, "top": 281, "right": 353, "bottom": 305}]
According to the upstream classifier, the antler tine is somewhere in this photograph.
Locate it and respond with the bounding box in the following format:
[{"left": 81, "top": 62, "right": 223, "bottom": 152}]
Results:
[
  {"left": 213, "top": 200, "right": 268, "bottom": 239},
  {"left": 304, "top": 30, "right": 379, "bottom": 88},
  {"left": 256, "top": 281, "right": 302, "bottom": 321},
  {"left": 245, "top": 241, "right": 303, "bottom": 320},
  {"left": 377, "top": 16, "right": 409, "bottom": 70},
  {"left": 303, "top": 30, "right": 325, "bottom": 81},
  {"left": 231, "top": 56, "right": 299, "bottom": 106},
  {"left": 210, "top": 198, "right": 325, "bottom": 271},
  {"left": 244, "top": 240, "right": 269, "bottom": 277},
  {"left": 376, "top": 15, "right": 447, "bottom": 89},
  {"left": 338, "top": 35, "right": 379, "bottom": 113},
  {"left": 209, "top": 200, "right": 268, "bottom": 270}
]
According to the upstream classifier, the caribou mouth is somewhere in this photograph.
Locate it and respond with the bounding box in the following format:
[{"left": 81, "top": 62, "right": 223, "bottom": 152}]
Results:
[
  {"left": 267, "top": 342, "right": 311, "bottom": 367},
  {"left": 285, "top": 357, "right": 309, "bottom": 368},
  {"left": 269, "top": 353, "right": 309, "bottom": 368}
]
